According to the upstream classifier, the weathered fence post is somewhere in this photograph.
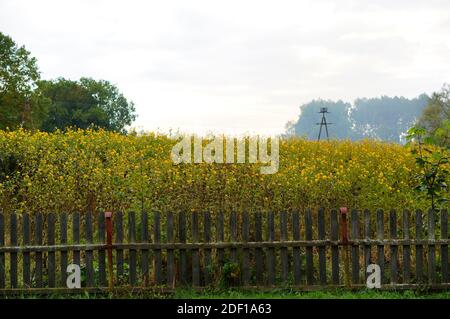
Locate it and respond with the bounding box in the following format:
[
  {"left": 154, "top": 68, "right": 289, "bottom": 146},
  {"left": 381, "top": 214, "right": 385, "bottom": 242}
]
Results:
[
  {"left": 267, "top": 211, "right": 276, "bottom": 286},
  {"left": 318, "top": 208, "right": 327, "bottom": 285},
  {"left": 166, "top": 212, "right": 175, "bottom": 287},
  {"left": 191, "top": 211, "right": 200, "bottom": 286},
  {"left": 350, "top": 209, "right": 360, "bottom": 285},
  {"left": 402, "top": 210, "right": 411, "bottom": 284},
  {"left": 415, "top": 210, "right": 424, "bottom": 283},
  {"left": 305, "top": 209, "right": 314, "bottom": 285},
  {"left": 377, "top": 209, "right": 385, "bottom": 284},
  {"left": 292, "top": 209, "right": 302, "bottom": 285},
  {"left": 115, "top": 211, "right": 124, "bottom": 281},
  {"left": 179, "top": 211, "right": 188, "bottom": 285},
  {"left": 389, "top": 210, "right": 398, "bottom": 284},
  {"left": 85, "top": 211, "right": 94, "bottom": 287},
  {"left": 105, "top": 211, "right": 114, "bottom": 290},
  {"left": 128, "top": 211, "right": 137, "bottom": 286},
  {"left": 98, "top": 211, "right": 107, "bottom": 287},
  {"left": 140, "top": 210, "right": 149, "bottom": 286},
  {"left": 330, "top": 209, "right": 339, "bottom": 285},
  {"left": 203, "top": 211, "right": 212, "bottom": 286},
  {"left": 23, "top": 213, "right": 31, "bottom": 287},
  {"left": 60, "top": 212, "right": 68, "bottom": 287},
  {"left": 363, "top": 209, "right": 371, "bottom": 273},
  {"left": 340, "top": 207, "right": 350, "bottom": 287},
  {"left": 35, "top": 212, "right": 43, "bottom": 287},
  {"left": 153, "top": 211, "right": 162, "bottom": 285},
  {"left": 280, "top": 211, "right": 289, "bottom": 284},
  {"left": 47, "top": 213, "right": 56, "bottom": 287},
  {"left": 428, "top": 209, "right": 436, "bottom": 284},
  {"left": 0, "top": 212, "right": 4, "bottom": 288},
  {"left": 242, "top": 211, "right": 250, "bottom": 286},
  {"left": 10, "top": 213, "right": 17, "bottom": 288},
  {"left": 441, "top": 209, "right": 449, "bottom": 283},
  {"left": 254, "top": 211, "right": 264, "bottom": 285}
]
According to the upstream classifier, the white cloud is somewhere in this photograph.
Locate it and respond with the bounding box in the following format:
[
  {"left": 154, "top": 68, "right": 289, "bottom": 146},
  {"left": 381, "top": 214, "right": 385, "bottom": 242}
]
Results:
[{"left": 1, "top": 0, "right": 449, "bottom": 134}]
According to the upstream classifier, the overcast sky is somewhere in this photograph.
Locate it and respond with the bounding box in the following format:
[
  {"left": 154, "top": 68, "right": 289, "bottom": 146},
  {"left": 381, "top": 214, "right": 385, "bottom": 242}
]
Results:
[{"left": 1, "top": 0, "right": 449, "bottom": 135}]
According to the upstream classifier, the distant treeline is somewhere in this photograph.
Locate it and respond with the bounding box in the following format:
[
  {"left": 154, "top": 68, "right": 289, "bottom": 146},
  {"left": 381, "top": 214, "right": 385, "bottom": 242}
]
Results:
[{"left": 286, "top": 95, "right": 430, "bottom": 143}]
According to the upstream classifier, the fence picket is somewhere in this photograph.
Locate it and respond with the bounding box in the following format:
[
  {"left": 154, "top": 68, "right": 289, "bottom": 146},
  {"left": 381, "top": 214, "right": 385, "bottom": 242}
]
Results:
[
  {"left": 318, "top": 209, "right": 326, "bottom": 285},
  {"left": 267, "top": 211, "right": 275, "bottom": 286},
  {"left": 166, "top": 212, "right": 174, "bottom": 287},
  {"left": 280, "top": 211, "right": 289, "bottom": 283},
  {"left": 140, "top": 210, "right": 149, "bottom": 285},
  {"left": 178, "top": 211, "right": 187, "bottom": 285},
  {"left": 47, "top": 213, "right": 56, "bottom": 287},
  {"left": 191, "top": 212, "right": 200, "bottom": 286},
  {"left": 10, "top": 213, "right": 17, "bottom": 288},
  {"left": 330, "top": 209, "right": 339, "bottom": 285},
  {"left": 0, "top": 212, "right": 4, "bottom": 288},
  {"left": 216, "top": 211, "right": 225, "bottom": 275},
  {"left": 60, "top": 212, "right": 68, "bottom": 287},
  {"left": 254, "top": 212, "right": 264, "bottom": 285},
  {"left": 153, "top": 211, "right": 162, "bottom": 285},
  {"left": 98, "top": 211, "right": 106, "bottom": 287},
  {"left": 23, "top": 213, "right": 31, "bottom": 287},
  {"left": 441, "top": 209, "right": 448, "bottom": 283},
  {"left": 351, "top": 209, "right": 360, "bottom": 284},
  {"left": 305, "top": 209, "right": 314, "bottom": 285},
  {"left": 428, "top": 209, "right": 436, "bottom": 284},
  {"left": 363, "top": 209, "right": 371, "bottom": 272},
  {"left": 292, "top": 210, "right": 301, "bottom": 285},
  {"left": 415, "top": 210, "right": 423, "bottom": 283},
  {"left": 128, "top": 211, "right": 137, "bottom": 286},
  {"left": 402, "top": 209, "right": 411, "bottom": 284},
  {"left": 242, "top": 211, "right": 250, "bottom": 286},
  {"left": 72, "top": 212, "right": 80, "bottom": 268},
  {"left": 85, "top": 211, "right": 94, "bottom": 287},
  {"left": 115, "top": 211, "right": 124, "bottom": 280},
  {"left": 389, "top": 210, "right": 398, "bottom": 284},
  {"left": 376, "top": 209, "right": 385, "bottom": 284},
  {"left": 203, "top": 211, "right": 212, "bottom": 286},
  {"left": 35, "top": 212, "right": 43, "bottom": 287},
  {"left": 230, "top": 211, "right": 238, "bottom": 267}
]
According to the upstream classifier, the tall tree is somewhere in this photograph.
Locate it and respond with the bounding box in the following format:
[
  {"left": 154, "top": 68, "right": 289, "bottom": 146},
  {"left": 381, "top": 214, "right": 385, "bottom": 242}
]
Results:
[
  {"left": 417, "top": 84, "right": 449, "bottom": 147},
  {"left": 40, "top": 77, "right": 136, "bottom": 132},
  {"left": 79, "top": 78, "right": 136, "bottom": 132},
  {"left": 0, "top": 32, "right": 49, "bottom": 129}
]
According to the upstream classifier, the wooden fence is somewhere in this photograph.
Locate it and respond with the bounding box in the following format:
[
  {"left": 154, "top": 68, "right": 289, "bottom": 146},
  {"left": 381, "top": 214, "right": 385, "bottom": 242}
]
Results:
[{"left": 0, "top": 208, "right": 448, "bottom": 293}]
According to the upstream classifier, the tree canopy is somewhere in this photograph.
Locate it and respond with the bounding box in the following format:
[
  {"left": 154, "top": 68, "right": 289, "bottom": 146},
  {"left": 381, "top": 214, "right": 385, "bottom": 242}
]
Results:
[
  {"left": 0, "top": 32, "right": 50, "bottom": 129},
  {"left": 39, "top": 78, "right": 136, "bottom": 133},
  {"left": 0, "top": 32, "right": 136, "bottom": 133},
  {"left": 417, "top": 84, "right": 449, "bottom": 147}
]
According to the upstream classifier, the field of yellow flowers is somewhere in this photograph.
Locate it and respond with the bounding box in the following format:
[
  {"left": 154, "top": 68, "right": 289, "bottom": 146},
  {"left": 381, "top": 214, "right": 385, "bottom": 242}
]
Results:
[{"left": 0, "top": 128, "right": 442, "bottom": 215}]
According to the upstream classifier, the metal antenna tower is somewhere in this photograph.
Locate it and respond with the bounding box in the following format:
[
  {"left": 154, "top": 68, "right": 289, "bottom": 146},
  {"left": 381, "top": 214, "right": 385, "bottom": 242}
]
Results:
[{"left": 316, "top": 107, "right": 333, "bottom": 141}]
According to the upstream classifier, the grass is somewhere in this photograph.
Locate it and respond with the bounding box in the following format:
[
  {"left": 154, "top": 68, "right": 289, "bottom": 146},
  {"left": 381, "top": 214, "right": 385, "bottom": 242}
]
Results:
[
  {"left": 3, "top": 288, "right": 450, "bottom": 299},
  {"left": 172, "top": 288, "right": 450, "bottom": 299}
]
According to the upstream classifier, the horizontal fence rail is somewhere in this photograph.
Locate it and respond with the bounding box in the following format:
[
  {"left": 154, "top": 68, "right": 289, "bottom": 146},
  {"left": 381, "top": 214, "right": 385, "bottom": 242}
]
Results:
[{"left": 0, "top": 208, "right": 448, "bottom": 293}]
